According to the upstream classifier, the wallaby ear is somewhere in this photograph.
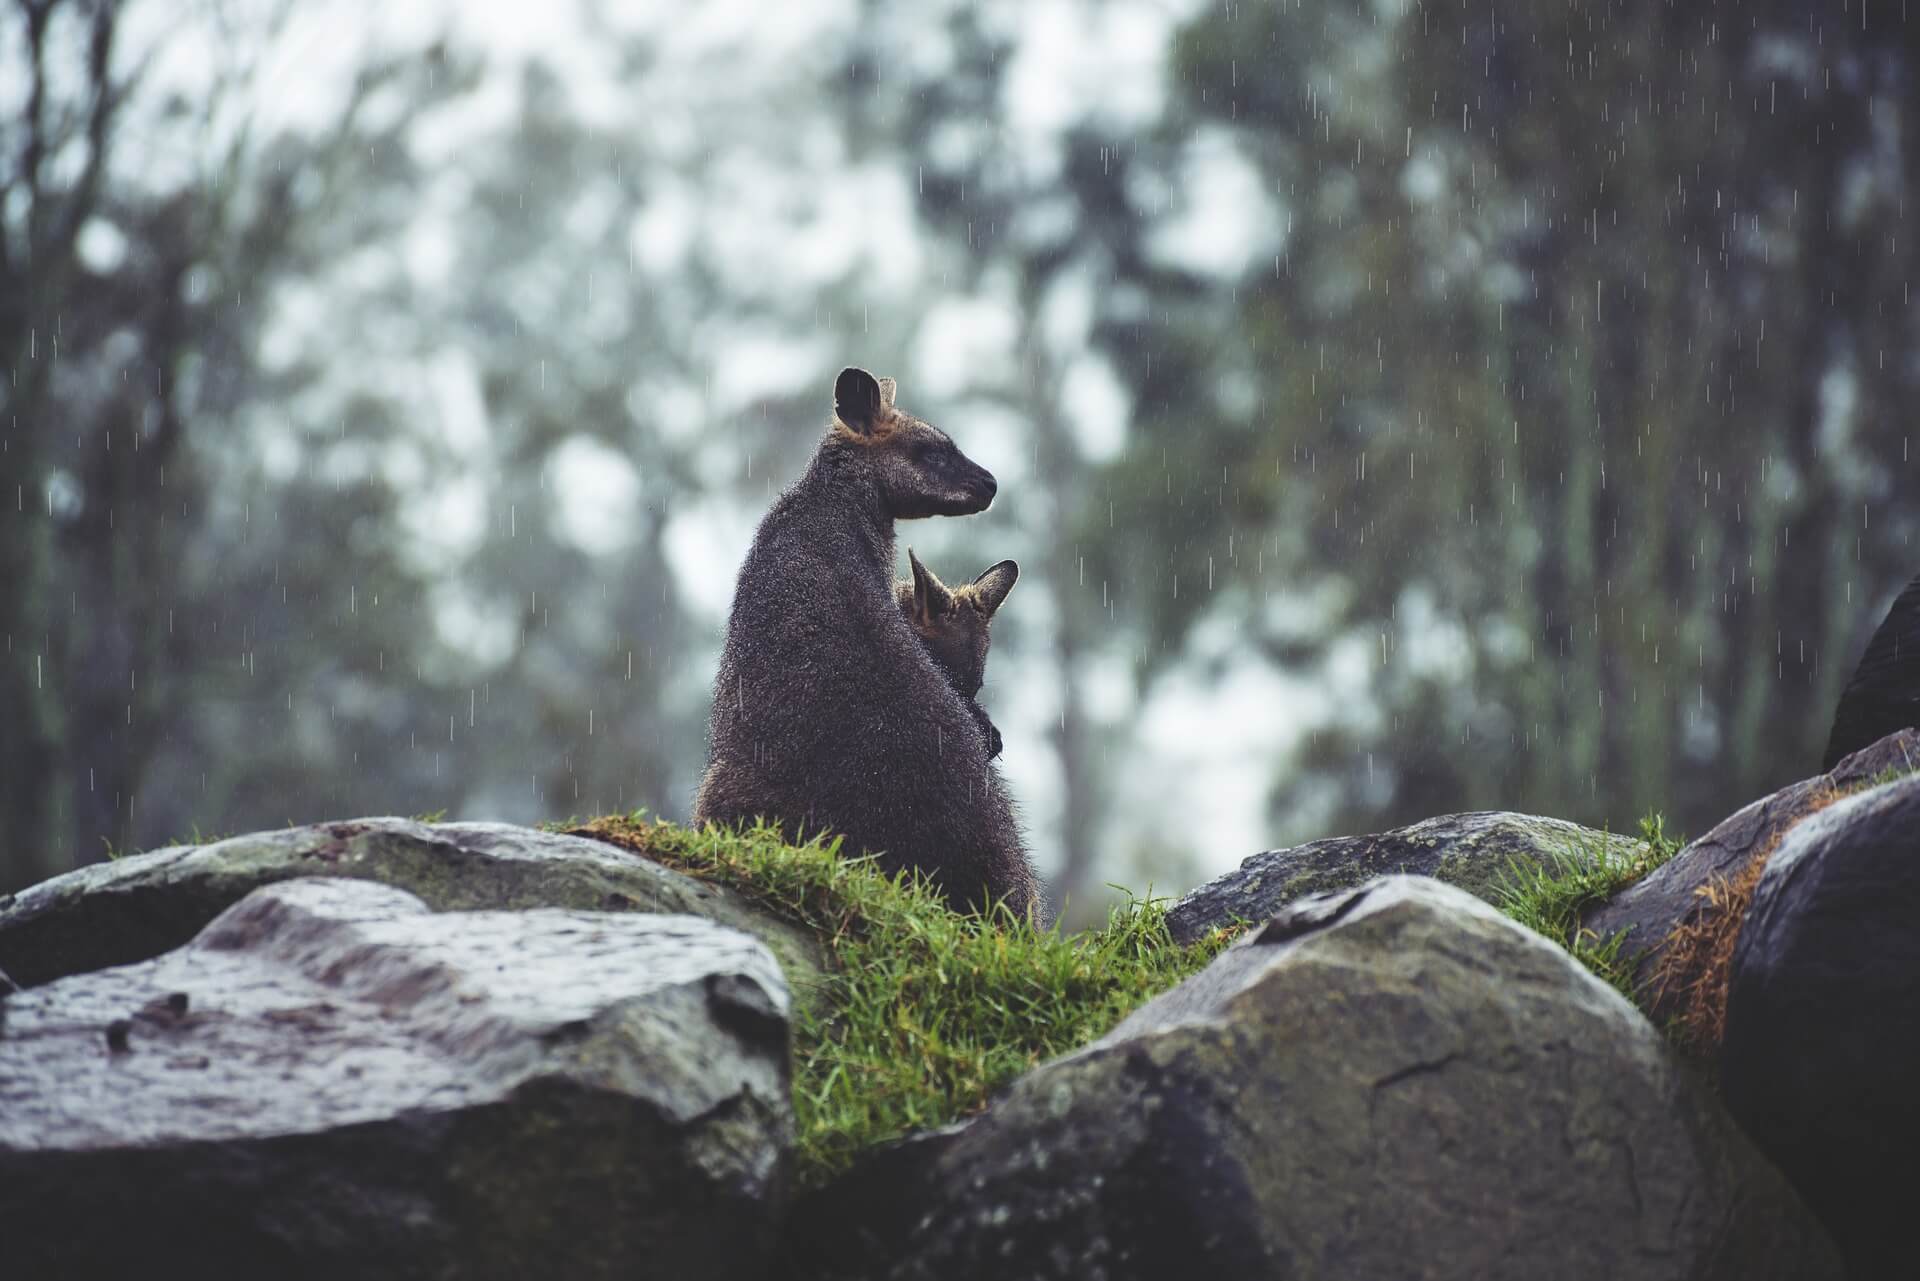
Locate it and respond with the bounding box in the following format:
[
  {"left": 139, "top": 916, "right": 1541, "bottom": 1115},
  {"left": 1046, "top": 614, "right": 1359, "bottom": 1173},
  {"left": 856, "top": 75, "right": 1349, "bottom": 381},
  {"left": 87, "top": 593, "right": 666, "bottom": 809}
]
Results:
[
  {"left": 876, "top": 376, "right": 897, "bottom": 408},
  {"left": 907, "top": 548, "right": 953, "bottom": 621},
  {"left": 834, "top": 367, "right": 885, "bottom": 435},
  {"left": 972, "top": 560, "right": 1019, "bottom": 617}
]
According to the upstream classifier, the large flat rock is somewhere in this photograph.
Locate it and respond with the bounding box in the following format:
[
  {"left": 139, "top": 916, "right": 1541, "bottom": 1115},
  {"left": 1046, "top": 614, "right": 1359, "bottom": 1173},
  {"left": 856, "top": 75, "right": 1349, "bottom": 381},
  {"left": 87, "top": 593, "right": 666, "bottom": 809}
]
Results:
[
  {"left": 0, "top": 817, "right": 823, "bottom": 998},
  {"left": 0, "top": 877, "right": 793, "bottom": 1279}
]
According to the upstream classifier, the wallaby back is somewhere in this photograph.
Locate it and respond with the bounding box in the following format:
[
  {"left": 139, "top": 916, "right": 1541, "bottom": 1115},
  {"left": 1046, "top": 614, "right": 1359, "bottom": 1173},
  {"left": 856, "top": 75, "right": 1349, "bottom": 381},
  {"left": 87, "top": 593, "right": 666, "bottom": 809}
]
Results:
[
  {"left": 895, "top": 549, "right": 1018, "bottom": 760},
  {"left": 694, "top": 368, "right": 1043, "bottom": 923}
]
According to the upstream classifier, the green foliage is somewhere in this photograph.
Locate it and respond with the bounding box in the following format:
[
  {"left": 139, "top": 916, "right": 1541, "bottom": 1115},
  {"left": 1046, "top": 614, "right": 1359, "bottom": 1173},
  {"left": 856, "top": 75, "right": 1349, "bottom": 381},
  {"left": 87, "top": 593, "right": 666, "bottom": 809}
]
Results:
[
  {"left": 578, "top": 813, "right": 1231, "bottom": 1188},
  {"left": 1494, "top": 812, "right": 1683, "bottom": 996},
  {"left": 1094, "top": 0, "right": 1920, "bottom": 848}
]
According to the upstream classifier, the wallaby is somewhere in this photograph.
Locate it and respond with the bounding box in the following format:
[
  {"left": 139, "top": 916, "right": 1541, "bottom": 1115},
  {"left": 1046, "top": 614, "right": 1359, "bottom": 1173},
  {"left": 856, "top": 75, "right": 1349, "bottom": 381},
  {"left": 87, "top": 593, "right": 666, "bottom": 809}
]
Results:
[
  {"left": 896, "top": 549, "right": 1018, "bottom": 761},
  {"left": 694, "top": 367, "right": 1044, "bottom": 923}
]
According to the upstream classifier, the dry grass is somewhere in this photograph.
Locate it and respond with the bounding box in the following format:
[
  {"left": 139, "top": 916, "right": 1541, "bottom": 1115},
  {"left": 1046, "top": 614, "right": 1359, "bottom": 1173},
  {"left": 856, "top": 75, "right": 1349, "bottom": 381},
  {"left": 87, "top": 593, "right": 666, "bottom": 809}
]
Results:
[{"left": 1649, "top": 784, "right": 1837, "bottom": 1056}]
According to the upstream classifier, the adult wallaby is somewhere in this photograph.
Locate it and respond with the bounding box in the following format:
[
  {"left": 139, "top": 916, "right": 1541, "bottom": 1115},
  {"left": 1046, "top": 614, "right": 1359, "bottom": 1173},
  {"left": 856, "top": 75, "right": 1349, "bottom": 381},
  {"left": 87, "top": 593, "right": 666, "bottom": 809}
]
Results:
[
  {"left": 694, "top": 368, "right": 1043, "bottom": 923},
  {"left": 896, "top": 549, "right": 1017, "bottom": 761}
]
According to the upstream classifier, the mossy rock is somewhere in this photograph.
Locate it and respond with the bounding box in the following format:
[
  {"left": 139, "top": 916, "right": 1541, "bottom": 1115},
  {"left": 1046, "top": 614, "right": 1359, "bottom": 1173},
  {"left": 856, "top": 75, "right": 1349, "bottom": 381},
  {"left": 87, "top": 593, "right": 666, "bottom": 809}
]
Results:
[
  {"left": 797, "top": 877, "right": 1841, "bottom": 1280},
  {"left": 1167, "top": 810, "right": 1643, "bottom": 944}
]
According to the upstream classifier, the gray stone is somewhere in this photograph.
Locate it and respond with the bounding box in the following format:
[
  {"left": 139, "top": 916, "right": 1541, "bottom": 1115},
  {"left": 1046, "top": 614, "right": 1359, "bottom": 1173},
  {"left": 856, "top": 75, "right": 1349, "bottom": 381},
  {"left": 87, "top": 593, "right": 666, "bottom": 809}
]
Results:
[
  {"left": 0, "top": 877, "right": 792, "bottom": 1279},
  {"left": 1166, "top": 810, "right": 1636, "bottom": 945},
  {"left": 1722, "top": 770, "right": 1920, "bottom": 1279},
  {"left": 0, "top": 817, "right": 824, "bottom": 1002},
  {"left": 799, "top": 877, "right": 1840, "bottom": 1281},
  {"left": 1582, "top": 728, "right": 1920, "bottom": 1027}
]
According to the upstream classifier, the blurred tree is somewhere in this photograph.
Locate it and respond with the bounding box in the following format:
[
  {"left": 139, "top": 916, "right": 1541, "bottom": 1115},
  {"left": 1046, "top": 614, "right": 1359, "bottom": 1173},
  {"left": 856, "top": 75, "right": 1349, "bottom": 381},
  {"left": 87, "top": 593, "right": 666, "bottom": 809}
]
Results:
[
  {"left": 0, "top": 0, "right": 482, "bottom": 887},
  {"left": 137, "top": 46, "right": 714, "bottom": 842},
  {"left": 2, "top": 0, "right": 130, "bottom": 881},
  {"left": 1, "top": 1, "right": 918, "bottom": 891},
  {"left": 178, "top": 26, "right": 846, "bottom": 838},
  {"left": 416, "top": 58, "right": 705, "bottom": 822},
  {"left": 1088, "top": 0, "right": 1919, "bottom": 839}
]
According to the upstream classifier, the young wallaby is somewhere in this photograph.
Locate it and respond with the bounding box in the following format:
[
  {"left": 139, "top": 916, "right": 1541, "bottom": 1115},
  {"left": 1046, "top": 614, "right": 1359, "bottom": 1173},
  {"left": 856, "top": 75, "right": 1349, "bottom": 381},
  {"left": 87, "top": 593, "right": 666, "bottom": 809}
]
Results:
[
  {"left": 896, "top": 549, "right": 1017, "bottom": 761},
  {"left": 694, "top": 367, "right": 1044, "bottom": 924}
]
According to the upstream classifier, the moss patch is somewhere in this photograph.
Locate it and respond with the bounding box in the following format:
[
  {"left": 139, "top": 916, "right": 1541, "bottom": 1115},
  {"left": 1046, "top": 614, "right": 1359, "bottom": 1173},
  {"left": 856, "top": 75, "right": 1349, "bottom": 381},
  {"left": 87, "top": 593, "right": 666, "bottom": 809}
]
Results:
[
  {"left": 570, "top": 814, "right": 1232, "bottom": 1188},
  {"left": 1494, "top": 812, "right": 1684, "bottom": 996}
]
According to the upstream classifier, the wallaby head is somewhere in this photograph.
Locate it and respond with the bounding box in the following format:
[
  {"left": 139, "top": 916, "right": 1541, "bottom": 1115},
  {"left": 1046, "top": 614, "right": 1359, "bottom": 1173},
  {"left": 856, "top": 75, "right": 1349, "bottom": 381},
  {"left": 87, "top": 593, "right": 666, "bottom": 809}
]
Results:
[
  {"left": 895, "top": 548, "right": 1019, "bottom": 701},
  {"left": 830, "top": 367, "right": 997, "bottom": 519}
]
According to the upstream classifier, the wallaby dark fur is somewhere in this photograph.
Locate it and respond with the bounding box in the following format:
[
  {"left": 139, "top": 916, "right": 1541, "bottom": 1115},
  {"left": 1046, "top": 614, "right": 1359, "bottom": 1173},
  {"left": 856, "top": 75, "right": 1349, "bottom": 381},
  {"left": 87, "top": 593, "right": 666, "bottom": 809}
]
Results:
[
  {"left": 896, "top": 549, "right": 1017, "bottom": 761},
  {"left": 694, "top": 367, "right": 1044, "bottom": 923}
]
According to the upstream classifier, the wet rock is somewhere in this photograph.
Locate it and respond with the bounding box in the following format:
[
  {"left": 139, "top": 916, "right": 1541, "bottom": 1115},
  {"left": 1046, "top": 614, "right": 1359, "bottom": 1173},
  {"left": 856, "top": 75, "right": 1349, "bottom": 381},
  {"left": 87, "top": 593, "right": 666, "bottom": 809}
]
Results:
[
  {"left": 799, "top": 877, "right": 1840, "bottom": 1281},
  {"left": 1721, "top": 771, "right": 1920, "bottom": 1278},
  {"left": 0, "top": 818, "right": 822, "bottom": 999},
  {"left": 1166, "top": 810, "right": 1635, "bottom": 945},
  {"left": 1824, "top": 571, "right": 1920, "bottom": 769},
  {"left": 0, "top": 877, "right": 792, "bottom": 1280},
  {"left": 1582, "top": 729, "right": 1919, "bottom": 1033}
]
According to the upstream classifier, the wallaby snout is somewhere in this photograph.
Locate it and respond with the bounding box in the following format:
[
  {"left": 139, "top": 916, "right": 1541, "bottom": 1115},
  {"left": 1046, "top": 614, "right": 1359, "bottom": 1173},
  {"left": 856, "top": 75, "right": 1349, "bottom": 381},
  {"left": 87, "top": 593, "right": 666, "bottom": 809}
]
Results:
[
  {"left": 964, "top": 465, "right": 997, "bottom": 510},
  {"left": 914, "top": 456, "right": 995, "bottom": 519},
  {"left": 889, "top": 440, "right": 995, "bottom": 519}
]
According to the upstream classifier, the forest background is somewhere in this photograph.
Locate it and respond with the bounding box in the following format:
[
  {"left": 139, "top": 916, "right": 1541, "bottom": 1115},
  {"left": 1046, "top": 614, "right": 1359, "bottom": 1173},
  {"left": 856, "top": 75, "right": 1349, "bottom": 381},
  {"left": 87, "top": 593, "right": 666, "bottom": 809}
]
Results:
[{"left": 3, "top": 0, "right": 1913, "bottom": 925}]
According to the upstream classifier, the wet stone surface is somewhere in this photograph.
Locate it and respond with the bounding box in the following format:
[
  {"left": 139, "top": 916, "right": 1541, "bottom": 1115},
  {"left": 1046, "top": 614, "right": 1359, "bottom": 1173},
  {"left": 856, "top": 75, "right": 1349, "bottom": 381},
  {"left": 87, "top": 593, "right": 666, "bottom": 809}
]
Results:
[
  {"left": 1583, "top": 728, "right": 1920, "bottom": 1027},
  {"left": 1166, "top": 810, "right": 1637, "bottom": 945},
  {"left": 796, "top": 876, "right": 1842, "bottom": 1281},
  {"left": 1722, "top": 770, "right": 1920, "bottom": 1279},
  {"left": 0, "top": 877, "right": 794, "bottom": 1280},
  {"left": 0, "top": 817, "right": 824, "bottom": 1002}
]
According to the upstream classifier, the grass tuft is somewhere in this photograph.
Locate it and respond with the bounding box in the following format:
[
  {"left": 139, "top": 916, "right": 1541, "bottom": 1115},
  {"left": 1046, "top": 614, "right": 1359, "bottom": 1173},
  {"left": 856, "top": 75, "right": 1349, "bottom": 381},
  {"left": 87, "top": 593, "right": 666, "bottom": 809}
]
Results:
[
  {"left": 571, "top": 812, "right": 1232, "bottom": 1188},
  {"left": 1494, "top": 811, "right": 1684, "bottom": 996},
  {"left": 1856, "top": 759, "right": 1920, "bottom": 793}
]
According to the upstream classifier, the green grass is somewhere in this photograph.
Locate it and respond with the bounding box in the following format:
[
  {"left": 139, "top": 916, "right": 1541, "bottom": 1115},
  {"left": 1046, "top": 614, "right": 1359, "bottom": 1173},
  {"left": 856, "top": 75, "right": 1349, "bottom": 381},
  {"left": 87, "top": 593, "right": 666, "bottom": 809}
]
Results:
[
  {"left": 574, "top": 812, "right": 1233, "bottom": 1188},
  {"left": 112, "top": 823, "right": 238, "bottom": 858},
  {"left": 1856, "top": 759, "right": 1920, "bottom": 792},
  {"left": 1494, "top": 811, "right": 1684, "bottom": 996}
]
